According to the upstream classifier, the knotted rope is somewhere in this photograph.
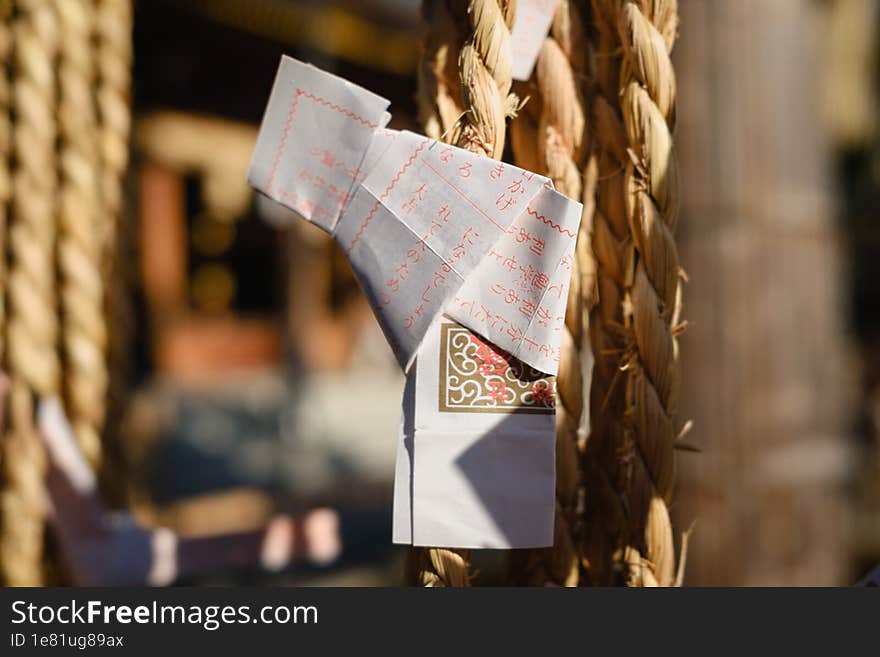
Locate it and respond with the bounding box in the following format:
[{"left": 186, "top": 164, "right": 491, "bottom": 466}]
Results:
[
  {"left": 56, "top": 0, "right": 107, "bottom": 471},
  {"left": 582, "top": 0, "right": 683, "bottom": 587},
  {"left": 1, "top": 0, "right": 59, "bottom": 586},
  {"left": 411, "top": 0, "right": 518, "bottom": 587},
  {"left": 508, "top": 0, "right": 597, "bottom": 587}
]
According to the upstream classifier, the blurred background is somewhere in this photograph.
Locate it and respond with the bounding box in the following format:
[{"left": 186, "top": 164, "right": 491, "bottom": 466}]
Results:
[
  {"left": 13, "top": 0, "right": 879, "bottom": 585},
  {"left": 110, "top": 0, "right": 429, "bottom": 585}
]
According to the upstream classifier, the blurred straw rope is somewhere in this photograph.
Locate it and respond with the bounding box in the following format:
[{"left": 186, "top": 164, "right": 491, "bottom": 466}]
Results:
[
  {"left": 95, "top": 0, "right": 131, "bottom": 239},
  {"left": 507, "top": 0, "right": 597, "bottom": 587},
  {"left": 417, "top": 0, "right": 463, "bottom": 140},
  {"left": 0, "top": 4, "right": 8, "bottom": 578},
  {"left": 0, "top": 1, "right": 10, "bottom": 364},
  {"left": 410, "top": 0, "right": 519, "bottom": 587},
  {"left": 581, "top": 0, "right": 686, "bottom": 587},
  {"left": 1, "top": 0, "right": 59, "bottom": 586},
  {"left": 0, "top": 0, "right": 131, "bottom": 585},
  {"left": 95, "top": 0, "right": 132, "bottom": 506},
  {"left": 56, "top": 0, "right": 107, "bottom": 470}
]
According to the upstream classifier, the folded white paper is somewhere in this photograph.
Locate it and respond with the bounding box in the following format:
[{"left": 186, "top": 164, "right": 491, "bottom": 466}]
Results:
[
  {"left": 393, "top": 318, "right": 556, "bottom": 548},
  {"left": 248, "top": 56, "right": 582, "bottom": 548},
  {"left": 336, "top": 131, "right": 564, "bottom": 374},
  {"left": 248, "top": 57, "right": 391, "bottom": 233},
  {"left": 446, "top": 184, "right": 580, "bottom": 374},
  {"left": 249, "top": 57, "right": 580, "bottom": 377}
]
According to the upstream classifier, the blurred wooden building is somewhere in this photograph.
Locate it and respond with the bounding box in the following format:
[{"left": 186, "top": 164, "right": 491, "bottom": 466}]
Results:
[{"left": 124, "top": 0, "right": 421, "bottom": 559}]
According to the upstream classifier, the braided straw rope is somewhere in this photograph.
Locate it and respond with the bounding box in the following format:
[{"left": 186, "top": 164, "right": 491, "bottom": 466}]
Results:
[
  {"left": 56, "top": 0, "right": 107, "bottom": 471},
  {"left": 410, "top": 0, "right": 518, "bottom": 587},
  {"left": 450, "top": 0, "right": 518, "bottom": 159},
  {"left": 95, "top": 0, "right": 131, "bottom": 252},
  {"left": 0, "top": 10, "right": 10, "bottom": 583},
  {"left": 1, "top": 0, "right": 59, "bottom": 586},
  {"left": 582, "top": 0, "right": 682, "bottom": 587},
  {"left": 0, "top": 1, "right": 11, "bottom": 365},
  {"left": 508, "top": 0, "right": 596, "bottom": 587},
  {"left": 418, "top": 0, "right": 464, "bottom": 140},
  {"left": 94, "top": 0, "right": 132, "bottom": 504}
]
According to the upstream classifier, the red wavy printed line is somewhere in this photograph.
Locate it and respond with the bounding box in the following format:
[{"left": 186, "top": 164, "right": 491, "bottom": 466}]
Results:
[
  {"left": 267, "top": 88, "right": 379, "bottom": 196},
  {"left": 526, "top": 206, "right": 577, "bottom": 238},
  {"left": 346, "top": 138, "right": 430, "bottom": 254},
  {"left": 266, "top": 89, "right": 304, "bottom": 194},
  {"left": 299, "top": 90, "right": 380, "bottom": 129}
]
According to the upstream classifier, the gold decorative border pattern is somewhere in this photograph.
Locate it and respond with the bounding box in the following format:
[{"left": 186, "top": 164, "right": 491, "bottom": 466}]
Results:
[{"left": 438, "top": 322, "right": 556, "bottom": 414}]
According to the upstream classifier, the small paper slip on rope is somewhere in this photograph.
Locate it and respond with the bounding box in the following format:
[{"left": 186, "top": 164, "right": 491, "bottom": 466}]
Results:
[{"left": 511, "top": 0, "right": 561, "bottom": 81}]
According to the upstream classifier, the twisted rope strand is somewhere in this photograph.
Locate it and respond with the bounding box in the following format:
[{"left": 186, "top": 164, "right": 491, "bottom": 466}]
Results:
[
  {"left": 0, "top": 0, "right": 11, "bottom": 364},
  {"left": 1, "top": 0, "right": 59, "bottom": 586},
  {"left": 582, "top": 0, "right": 682, "bottom": 587},
  {"left": 95, "top": 0, "right": 132, "bottom": 504},
  {"left": 0, "top": 0, "right": 11, "bottom": 582},
  {"left": 451, "top": 0, "right": 518, "bottom": 157},
  {"left": 55, "top": 0, "right": 106, "bottom": 470},
  {"left": 508, "top": 0, "right": 593, "bottom": 587},
  {"left": 418, "top": 0, "right": 464, "bottom": 140},
  {"left": 412, "top": 0, "right": 518, "bottom": 587},
  {"left": 95, "top": 0, "right": 131, "bottom": 252}
]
